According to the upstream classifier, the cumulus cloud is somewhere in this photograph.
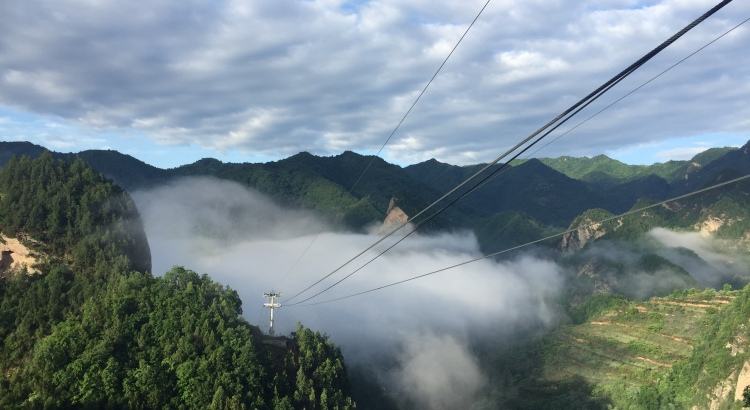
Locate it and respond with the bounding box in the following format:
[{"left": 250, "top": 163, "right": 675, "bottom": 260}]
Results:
[
  {"left": 0, "top": 0, "right": 748, "bottom": 163},
  {"left": 132, "top": 177, "right": 564, "bottom": 406}
]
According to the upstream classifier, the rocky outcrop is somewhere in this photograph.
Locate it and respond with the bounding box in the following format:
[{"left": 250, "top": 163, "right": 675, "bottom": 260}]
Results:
[
  {"left": 707, "top": 371, "right": 737, "bottom": 410},
  {"left": 379, "top": 197, "right": 410, "bottom": 234},
  {"left": 0, "top": 235, "right": 40, "bottom": 276},
  {"left": 696, "top": 215, "right": 726, "bottom": 237},
  {"left": 561, "top": 218, "right": 609, "bottom": 252},
  {"left": 734, "top": 361, "right": 750, "bottom": 403}
]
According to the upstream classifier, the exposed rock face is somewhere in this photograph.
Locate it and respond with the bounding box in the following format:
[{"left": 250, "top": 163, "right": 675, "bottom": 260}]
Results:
[
  {"left": 0, "top": 235, "right": 39, "bottom": 276},
  {"left": 575, "top": 261, "right": 612, "bottom": 294},
  {"left": 696, "top": 215, "right": 726, "bottom": 237},
  {"left": 734, "top": 361, "right": 750, "bottom": 403},
  {"left": 379, "top": 197, "right": 410, "bottom": 234},
  {"left": 707, "top": 371, "right": 737, "bottom": 410},
  {"left": 560, "top": 219, "right": 608, "bottom": 252}
]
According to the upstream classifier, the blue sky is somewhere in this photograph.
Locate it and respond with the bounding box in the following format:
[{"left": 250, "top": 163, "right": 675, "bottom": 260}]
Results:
[
  {"left": 0, "top": 0, "right": 748, "bottom": 168},
  {"left": 1, "top": 105, "right": 745, "bottom": 168},
  {"left": 0, "top": 107, "right": 274, "bottom": 168}
]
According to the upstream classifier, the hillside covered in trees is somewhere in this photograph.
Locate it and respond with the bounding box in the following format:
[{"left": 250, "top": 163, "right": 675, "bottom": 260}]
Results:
[
  {"left": 0, "top": 154, "right": 354, "bottom": 408},
  {"left": 1, "top": 141, "right": 750, "bottom": 408},
  {"left": 2, "top": 140, "right": 749, "bottom": 254}
]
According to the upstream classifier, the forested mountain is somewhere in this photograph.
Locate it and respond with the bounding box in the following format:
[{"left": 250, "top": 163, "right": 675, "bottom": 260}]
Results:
[
  {"left": 526, "top": 146, "right": 736, "bottom": 185},
  {"left": 0, "top": 154, "right": 354, "bottom": 408},
  {"left": 1, "top": 140, "right": 745, "bottom": 245},
  {"left": 497, "top": 287, "right": 750, "bottom": 409},
  {"left": 1, "top": 139, "right": 749, "bottom": 408}
]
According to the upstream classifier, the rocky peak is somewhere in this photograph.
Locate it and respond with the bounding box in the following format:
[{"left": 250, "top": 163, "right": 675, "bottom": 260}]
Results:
[{"left": 379, "top": 197, "right": 410, "bottom": 234}]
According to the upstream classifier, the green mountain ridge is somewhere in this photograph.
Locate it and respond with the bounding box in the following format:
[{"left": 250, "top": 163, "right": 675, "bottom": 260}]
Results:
[
  {"left": 1, "top": 140, "right": 747, "bottom": 256},
  {"left": 0, "top": 155, "right": 354, "bottom": 409},
  {"left": 530, "top": 146, "right": 736, "bottom": 185},
  {"left": 1, "top": 140, "right": 749, "bottom": 408}
]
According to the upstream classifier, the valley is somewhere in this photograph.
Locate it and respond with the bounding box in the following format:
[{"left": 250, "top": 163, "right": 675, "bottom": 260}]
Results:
[{"left": 0, "top": 140, "right": 748, "bottom": 408}]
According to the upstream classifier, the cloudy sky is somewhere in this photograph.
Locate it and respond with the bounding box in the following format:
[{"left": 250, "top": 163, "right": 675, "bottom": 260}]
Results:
[{"left": 0, "top": 0, "right": 748, "bottom": 168}]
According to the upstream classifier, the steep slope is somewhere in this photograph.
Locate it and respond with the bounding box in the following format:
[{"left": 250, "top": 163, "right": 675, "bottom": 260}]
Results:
[
  {"left": 0, "top": 142, "right": 170, "bottom": 191},
  {"left": 1, "top": 140, "right": 747, "bottom": 241},
  {"left": 533, "top": 147, "right": 736, "bottom": 186},
  {"left": 76, "top": 149, "right": 170, "bottom": 190},
  {"left": 472, "top": 211, "right": 553, "bottom": 253},
  {"left": 0, "top": 141, "right": 47, "bottom": 166},
  {"left": 175, "top": 151, "right": 479, "bottom": 230},
  {"left": 677, "top": 141, "right": 750, "bottom": 193},
  {"left": 0, "top": 153, "right": 151, "bottom": 274},
  {"left": 0, "top": 154, "right": 355, "bottom": 409},
  {"left": 540, "top": 289, "right": 738, "bottom": 409},
  {"left": 562, "top": 164, "right": 750, "bottom": 250},
  {"left": 406, "top": 158, "right": 620, "bottom": 226},
  {"left": 173, "top": 154, "right": 382, "bottom": 228},
  {"left": 538, "top": 154, "right": 680, "bottom": 184},
  {"left": 647, "top": 285, "right": 750, "bottom": 408}
]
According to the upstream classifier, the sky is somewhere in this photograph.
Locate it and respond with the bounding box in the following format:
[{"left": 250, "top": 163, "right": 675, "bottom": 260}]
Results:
[{"left": 0, "top": 0, "right": 748, "bottom": 168}]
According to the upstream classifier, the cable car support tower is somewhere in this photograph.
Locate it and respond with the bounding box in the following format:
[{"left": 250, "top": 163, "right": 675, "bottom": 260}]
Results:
[{"left": 263, "top": 291, "right": 282, "bottom": 336}]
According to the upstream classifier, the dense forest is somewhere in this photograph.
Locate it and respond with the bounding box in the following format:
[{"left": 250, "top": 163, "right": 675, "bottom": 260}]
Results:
[
  {"left": 0, "top": 154, "right": 354, "bottom": 409},
  {"left": 1, "top": 141, "right": 747, "bottom": 253},
  {"left": 1, "top": 142, "right": 750, "bottom": 408}
]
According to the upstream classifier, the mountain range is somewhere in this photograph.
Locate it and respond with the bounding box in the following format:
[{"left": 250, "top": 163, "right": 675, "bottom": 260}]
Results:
[
  {"left": 1, "top": 139, "right": 750, "bottom": 408},
  {"left": 1, "top": 140, "right": 747, "bottom": 254}
]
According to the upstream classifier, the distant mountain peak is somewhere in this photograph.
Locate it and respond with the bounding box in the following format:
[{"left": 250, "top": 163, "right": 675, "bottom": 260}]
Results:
[
  {"left": 339, "top": 150, "right": 364, "bottom": 158},
  {"left": 194, "top": 157, "right": 222, "bottom": 165},
  {"left": 288, "top": 151, "right": 314, "bottom": 159}
]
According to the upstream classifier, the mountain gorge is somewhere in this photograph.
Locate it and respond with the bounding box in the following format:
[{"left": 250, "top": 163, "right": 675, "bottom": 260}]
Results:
[{"left": 0, "top": 139, "right": 749, "bottom": 408}]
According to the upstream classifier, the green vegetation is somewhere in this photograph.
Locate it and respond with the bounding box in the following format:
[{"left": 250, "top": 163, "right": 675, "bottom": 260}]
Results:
[
  {"left": 568, "top": 293, "right": 628, "bottom": 324},
  {"left": 541, "top": 289, "right": 738, "bottom": 408},
  {"left": 1, "top": 140, "right": 746, "bottom": 246},
  {"left": 472, "top": 211, "right": 554, "bottom": 253},
  {"left": 0, "top": 153, "right": 151, "bottom": 274},
  {"left": 0, "top": 140, "right": 748, "bottom": 408},
  {"left": 0, "top": 155, "right": 354, "bottom": 408},
  {"left": 3, "top": 267, "right": 353, "bottom": 409},
  {"left": 537, "top": 155, "right": 684, "bottom": 184},
  {"left": 635, "top": 285, "right": 750, "bottom": 408},
  {"left": 529, "top": 147, "right": 736, "bottom": 185}
]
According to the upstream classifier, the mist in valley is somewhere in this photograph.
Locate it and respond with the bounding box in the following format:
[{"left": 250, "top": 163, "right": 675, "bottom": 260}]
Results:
[
  {"left": 132, "top": 177, "right": 750, "bottom": 408},
  {"left": 133, "top": 177, "right": 564, "bottom": 409}
]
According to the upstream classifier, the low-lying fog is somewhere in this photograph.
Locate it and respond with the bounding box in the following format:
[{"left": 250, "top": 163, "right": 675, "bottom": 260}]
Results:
[
  {"left": 132, "top": 177, "right": 749, "bottom": 409},
  {"left": 133, "top": 177, "right": 563, "bottom": 409}
]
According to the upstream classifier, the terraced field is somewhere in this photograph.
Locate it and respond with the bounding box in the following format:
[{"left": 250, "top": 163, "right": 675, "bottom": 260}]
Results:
[{"left": 542, "top": 290, "right": 737, "bottom": 405}]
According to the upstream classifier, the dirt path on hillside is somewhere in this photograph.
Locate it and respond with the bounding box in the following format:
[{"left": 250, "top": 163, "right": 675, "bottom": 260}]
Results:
[
  {"left": 655, "top": 301, "right": 717, "bottom": 309},
  {"left": 635, "top": 356, "right": 671, "bottom": 368}
]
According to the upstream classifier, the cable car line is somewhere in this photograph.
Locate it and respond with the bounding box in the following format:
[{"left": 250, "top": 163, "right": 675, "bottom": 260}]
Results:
[
  {"left": 282, "top": 0, "right": 735, "bottom": 305},
  {"left": 276, "top": 0, "right": 494, "bottom": 289},
  {"left": 464, "top": 13, "right": 750, "bottom": 195},
  {"left": 291, "top": 173, "right": 750, "bottom": 307}
]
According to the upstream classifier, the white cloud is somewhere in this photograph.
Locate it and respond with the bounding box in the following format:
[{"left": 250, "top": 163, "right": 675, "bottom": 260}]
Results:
[
  {"left": 655, "top": 145, "right": 710, "bottom": 160},
  {"left": 649, "top": 227, "right": 736, "bottom": 267},
  {"left": 132, "top": 177, "right": 565, "bottom": 404},
  {"left": 0, "top": 0, "right": 748, "bottom": 163}
]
